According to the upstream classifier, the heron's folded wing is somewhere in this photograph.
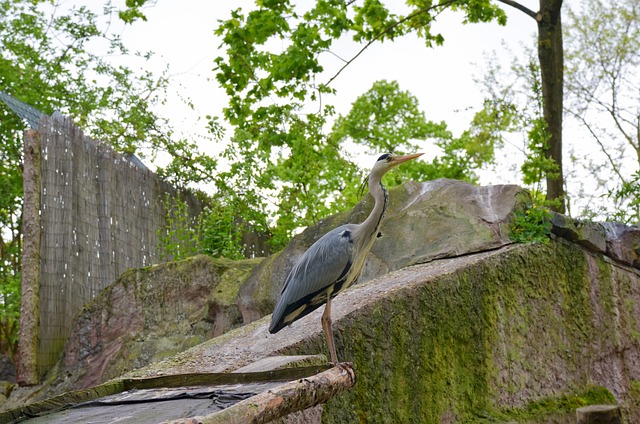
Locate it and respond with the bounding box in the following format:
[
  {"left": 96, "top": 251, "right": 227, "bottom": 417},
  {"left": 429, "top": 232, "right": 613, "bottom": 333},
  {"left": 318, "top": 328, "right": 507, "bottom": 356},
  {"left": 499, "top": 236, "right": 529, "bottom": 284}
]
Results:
[{"left": 281, "top": 226, "right": 355, "bottom": 304}]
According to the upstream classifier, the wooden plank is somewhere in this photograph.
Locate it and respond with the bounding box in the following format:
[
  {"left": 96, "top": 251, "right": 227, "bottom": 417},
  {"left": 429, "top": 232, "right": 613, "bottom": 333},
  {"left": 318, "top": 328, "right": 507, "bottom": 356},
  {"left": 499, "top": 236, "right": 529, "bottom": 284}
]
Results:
[
  {"left": 0, "top": 364, "right": 333, "bottom": 423},
  {"left": 165, "top": 364, "right": 356, "bottom": 424}
]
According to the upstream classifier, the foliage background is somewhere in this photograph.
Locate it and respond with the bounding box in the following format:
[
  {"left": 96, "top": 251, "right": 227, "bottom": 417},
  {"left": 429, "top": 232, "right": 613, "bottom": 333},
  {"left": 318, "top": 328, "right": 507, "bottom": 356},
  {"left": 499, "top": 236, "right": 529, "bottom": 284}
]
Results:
[
  {"left": 2, "top": 0, "right": 639, "bottom": 368},
  {"left": 0, "top": 0, "right": 217, "bottom": 363}
]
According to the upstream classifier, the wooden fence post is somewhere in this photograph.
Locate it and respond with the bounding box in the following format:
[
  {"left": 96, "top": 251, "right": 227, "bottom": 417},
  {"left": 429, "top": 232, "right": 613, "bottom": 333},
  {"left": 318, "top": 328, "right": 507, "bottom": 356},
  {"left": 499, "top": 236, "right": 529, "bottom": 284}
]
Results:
[{"left": 17, "top": 129, "right": 41, "bottom": 386}]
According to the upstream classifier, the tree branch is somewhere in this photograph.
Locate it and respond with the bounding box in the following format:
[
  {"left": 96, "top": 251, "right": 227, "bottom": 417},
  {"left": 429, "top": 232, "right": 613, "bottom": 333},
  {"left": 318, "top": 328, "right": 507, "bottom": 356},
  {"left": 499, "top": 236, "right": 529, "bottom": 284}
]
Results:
[
  {"left": 495, "top": 0, "right": 537, "bottom": 20},
  {"left": 166, "top": 364, "right": 356, "bottom": 424},
  {"left": 566, "top": 108, "right": 627, "bottom": 184},
  {"left": 323, "top": 0, "right": 457, "bottom": 88}
]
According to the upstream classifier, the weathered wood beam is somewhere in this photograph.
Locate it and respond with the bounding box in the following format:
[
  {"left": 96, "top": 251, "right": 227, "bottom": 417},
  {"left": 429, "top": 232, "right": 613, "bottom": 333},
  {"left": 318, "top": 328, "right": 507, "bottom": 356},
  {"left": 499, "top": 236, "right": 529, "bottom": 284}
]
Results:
[
  {"left": 17, "top": 129, "right": 42, "bottom": 386},
  {"left": 165, "top": 363, "right": 356, "bottom": 424},
  {"left": 0, "top": 364, "right": 333, "bottom": 423}
]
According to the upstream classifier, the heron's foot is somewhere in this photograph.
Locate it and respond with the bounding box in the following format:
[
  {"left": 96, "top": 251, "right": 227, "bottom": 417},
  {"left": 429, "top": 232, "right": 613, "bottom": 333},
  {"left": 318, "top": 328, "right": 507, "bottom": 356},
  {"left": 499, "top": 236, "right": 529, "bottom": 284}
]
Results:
[
  {"left": 332, "top": 362, "right": 356, "bottom": 382},
  {"left": 328, "top": 360, "right": 350, "bottom": 370}
]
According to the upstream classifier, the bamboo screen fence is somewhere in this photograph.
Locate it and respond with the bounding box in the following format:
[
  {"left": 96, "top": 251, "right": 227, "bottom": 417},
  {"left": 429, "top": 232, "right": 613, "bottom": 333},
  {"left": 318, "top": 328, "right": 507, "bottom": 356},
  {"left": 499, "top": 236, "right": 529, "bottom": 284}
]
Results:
[{"left": 19, "top": 115, "right": 203, "bottom": 381}]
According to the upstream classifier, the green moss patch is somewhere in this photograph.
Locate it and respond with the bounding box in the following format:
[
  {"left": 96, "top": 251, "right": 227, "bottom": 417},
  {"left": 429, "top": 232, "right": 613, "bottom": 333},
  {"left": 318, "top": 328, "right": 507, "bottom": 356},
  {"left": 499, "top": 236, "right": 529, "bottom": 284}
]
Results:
[
  {"left": 482, "top": 385, "right": 617, "bottom": 423},
  {"left": 280, "top": 241, "right": 636, "bottom": 423}
]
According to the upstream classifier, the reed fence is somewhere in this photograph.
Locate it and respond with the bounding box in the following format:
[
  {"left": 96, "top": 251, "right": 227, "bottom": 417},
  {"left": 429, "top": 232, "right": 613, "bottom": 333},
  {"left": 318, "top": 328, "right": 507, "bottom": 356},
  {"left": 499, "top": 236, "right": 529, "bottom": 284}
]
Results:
[{"left": 19, "top": 115, "right": 203, "bottom": 381}]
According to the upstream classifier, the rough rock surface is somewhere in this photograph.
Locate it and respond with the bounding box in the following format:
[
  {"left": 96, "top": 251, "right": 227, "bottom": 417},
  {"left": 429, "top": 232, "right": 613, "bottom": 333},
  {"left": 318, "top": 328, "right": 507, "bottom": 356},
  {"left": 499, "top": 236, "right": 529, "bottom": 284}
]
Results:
[
  {"left": 5, "top": 179, "right": 640, "bottom": 421},
  {"left": 238, "top": 179, "right": 529, "bottom": 323},
  {"left": 551, "top": 213, "right": 640, "bottom": 268},
  {"left": 601, "top": 222, "right": 640, "bottom": 268},
  {"left": 51, "top": 255, "right": 261, "bottom": 395},
  {"left": 119, "top": 241, "right": 640, "bottom": 422},
  {"left": 551, "top": 212, "right": 607, "bottom": 252},
  {"left": 0, "top": 355, "right": 15, "bottom": 383}
]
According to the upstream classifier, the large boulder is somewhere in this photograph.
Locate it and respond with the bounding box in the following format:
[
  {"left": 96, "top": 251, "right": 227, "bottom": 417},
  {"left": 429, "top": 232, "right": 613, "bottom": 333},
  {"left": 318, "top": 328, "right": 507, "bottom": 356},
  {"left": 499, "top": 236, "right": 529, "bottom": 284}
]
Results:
[
  {"left": 601, "top": 222, "right": 640, "bottom": 268},
  {"left": 238, "top": 179, "right": 529, "bottom": 323},
  {"left": 57, "top": 255, "right": 262, "bottom": 391},
  {"left": 551, "top": 212, "right": 607, "bottom": 252},
  {"left": 122, "top": 240, "right": 640, "bottom": 422},
  {"left": 550, "top": 214, "right": 640, "bottom": 269}
]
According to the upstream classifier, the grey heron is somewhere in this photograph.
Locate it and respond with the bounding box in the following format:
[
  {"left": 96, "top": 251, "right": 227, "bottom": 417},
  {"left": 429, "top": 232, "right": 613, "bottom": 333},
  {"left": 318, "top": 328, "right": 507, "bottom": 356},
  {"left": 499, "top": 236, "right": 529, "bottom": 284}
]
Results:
[{"left": 269, "top": 152, "right": 423, "bottom": 364}]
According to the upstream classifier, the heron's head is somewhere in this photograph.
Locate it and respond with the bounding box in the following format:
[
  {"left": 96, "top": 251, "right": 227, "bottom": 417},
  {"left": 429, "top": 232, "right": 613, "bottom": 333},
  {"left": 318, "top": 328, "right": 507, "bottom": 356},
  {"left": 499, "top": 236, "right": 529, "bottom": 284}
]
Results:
[
  {"left": 360, "top": 152, "right": 424, "bottom": 195},
  {"left": 371, "top": 152, "right": 424, "bottom": 176}
]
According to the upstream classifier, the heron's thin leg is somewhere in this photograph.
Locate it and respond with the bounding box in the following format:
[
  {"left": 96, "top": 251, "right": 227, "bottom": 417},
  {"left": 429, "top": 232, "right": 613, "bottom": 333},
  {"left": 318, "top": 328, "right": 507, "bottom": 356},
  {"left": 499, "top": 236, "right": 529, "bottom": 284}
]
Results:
[{"left": 321, "top": 296, "right": 338, "bottom": 365}]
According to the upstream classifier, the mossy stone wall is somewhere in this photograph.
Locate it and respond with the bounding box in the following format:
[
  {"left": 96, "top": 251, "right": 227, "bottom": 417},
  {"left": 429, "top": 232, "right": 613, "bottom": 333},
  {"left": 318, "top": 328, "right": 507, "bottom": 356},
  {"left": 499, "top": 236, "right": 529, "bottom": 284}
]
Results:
[
  {"left": 59, "top": 255, "right": 262, "bottom": 390},
  {"left": 283, "top": 241, "right": 639, "bottom": 423}
]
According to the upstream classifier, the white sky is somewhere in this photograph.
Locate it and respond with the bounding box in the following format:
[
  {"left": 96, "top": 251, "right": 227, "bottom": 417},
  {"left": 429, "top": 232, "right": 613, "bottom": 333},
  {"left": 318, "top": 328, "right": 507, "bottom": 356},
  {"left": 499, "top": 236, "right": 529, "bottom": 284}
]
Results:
[
  {"left": 116, "top": 0, "right": 546, "bottom": 172},
  {"left": 63, "top": 0, "right": 614, "bottom": 217}
]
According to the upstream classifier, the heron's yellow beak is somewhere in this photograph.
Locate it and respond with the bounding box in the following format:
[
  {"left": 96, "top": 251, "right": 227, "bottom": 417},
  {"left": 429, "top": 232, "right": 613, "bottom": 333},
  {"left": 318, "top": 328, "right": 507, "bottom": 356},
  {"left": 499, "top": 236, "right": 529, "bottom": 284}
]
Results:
[{"left": 391, "top": 153, "right": 424, "bottom": 166}]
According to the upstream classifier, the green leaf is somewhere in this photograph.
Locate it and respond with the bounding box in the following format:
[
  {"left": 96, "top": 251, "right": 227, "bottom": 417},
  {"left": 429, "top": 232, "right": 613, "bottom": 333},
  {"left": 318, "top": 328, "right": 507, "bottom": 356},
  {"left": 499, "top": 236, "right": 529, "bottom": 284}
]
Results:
[{"left": 213, "top": 0, "right": 510, "bottom": 249}]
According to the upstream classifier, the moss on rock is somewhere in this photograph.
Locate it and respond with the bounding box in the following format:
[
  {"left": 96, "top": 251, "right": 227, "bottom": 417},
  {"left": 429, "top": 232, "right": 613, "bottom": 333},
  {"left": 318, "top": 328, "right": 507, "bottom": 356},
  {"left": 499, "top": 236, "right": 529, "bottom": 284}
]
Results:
[
  {"left": 49, "top": 254, "right": 263, "bottom": 393},
  {"left": 489, "top": 385, "right": 616, "bottom": 423},
  {"left": 271, "top": 241, "right": 639, "bottom": 423}
]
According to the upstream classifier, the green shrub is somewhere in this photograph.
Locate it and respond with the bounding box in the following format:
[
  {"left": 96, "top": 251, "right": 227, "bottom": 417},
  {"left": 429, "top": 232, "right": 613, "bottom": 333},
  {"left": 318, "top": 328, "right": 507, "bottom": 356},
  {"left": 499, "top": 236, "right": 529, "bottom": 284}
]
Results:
[{"left": 510, "top": 204, "right": 552, "bottom": 243}]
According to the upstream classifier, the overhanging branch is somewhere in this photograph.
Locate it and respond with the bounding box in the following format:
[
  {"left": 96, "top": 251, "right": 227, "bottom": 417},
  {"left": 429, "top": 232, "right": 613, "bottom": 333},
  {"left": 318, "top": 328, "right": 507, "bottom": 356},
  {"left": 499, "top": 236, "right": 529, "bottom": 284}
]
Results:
[
  {"left": 495, "top": 0, "right": 537, "bottom": 20},
  {"left": 322, "top": 0, "right": 457, "bottom": 88}
]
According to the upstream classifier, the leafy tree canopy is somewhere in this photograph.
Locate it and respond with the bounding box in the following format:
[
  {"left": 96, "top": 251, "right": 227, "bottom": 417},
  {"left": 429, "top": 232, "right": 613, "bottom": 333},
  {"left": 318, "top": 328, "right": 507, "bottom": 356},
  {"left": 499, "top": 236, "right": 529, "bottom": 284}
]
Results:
[
  {"left": 0, "top": 0, "right": 215, "bottom": 361},
  {"left": 212, "top": 0, "right": 508, "bottom": 249},
  {"left": 331, "top": 79, "right": 497, "bottom": 186},
  {"left": 564, "top": 0, "right": 640, "bottom": 223}
]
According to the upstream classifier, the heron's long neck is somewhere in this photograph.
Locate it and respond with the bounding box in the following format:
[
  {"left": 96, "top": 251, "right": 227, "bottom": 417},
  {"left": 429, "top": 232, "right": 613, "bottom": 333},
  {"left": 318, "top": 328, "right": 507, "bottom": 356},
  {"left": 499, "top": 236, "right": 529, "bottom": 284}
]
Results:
[{"left": 355, "top": 176, "right": 388, "bottom": 243}]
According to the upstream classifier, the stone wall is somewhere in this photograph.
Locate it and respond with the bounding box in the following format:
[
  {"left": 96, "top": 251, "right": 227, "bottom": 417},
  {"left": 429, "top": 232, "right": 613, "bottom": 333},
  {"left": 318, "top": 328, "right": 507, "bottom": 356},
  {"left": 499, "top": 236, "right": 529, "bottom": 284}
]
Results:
[
  {"left": 313, "top": 241, "right": 640, "bottom": 422},
  {"left": 5, "top": 179, "right": 640, "bottom": 422}
]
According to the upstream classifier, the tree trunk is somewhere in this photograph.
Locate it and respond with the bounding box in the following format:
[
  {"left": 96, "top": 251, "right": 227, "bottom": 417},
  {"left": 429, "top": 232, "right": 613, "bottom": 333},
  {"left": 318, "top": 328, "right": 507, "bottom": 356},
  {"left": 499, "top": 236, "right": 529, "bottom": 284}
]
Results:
[{"left": 537, "top": 0, "right": 565, "bottom": 213}]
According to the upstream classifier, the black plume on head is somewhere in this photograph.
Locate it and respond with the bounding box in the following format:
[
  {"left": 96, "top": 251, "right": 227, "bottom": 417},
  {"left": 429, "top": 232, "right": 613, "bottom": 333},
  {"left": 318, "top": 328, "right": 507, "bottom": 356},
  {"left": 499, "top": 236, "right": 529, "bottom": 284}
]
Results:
[
  {"left": 358, "top": 174, "right": 368, "bottom": 197},
  {"left": 377, "top": 153, "right": 392, "bottom": 161}
]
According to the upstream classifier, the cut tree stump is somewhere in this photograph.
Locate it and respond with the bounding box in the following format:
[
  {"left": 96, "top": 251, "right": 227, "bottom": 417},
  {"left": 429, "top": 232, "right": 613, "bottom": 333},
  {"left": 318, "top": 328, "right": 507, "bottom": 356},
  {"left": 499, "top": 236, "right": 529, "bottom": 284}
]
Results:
[{"left": 576, "top": 405, "right": 621, "bottom": 424}]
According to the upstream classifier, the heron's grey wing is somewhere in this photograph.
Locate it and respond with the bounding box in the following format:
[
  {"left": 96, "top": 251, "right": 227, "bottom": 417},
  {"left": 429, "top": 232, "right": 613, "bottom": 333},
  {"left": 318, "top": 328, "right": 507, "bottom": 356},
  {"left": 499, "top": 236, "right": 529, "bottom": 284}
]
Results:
[
  {"left": 284, "top": 226, "right": 355, "bottom": 299},
  {"left": 269, "top": 225, "right": 356, "bottom": 333}
]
